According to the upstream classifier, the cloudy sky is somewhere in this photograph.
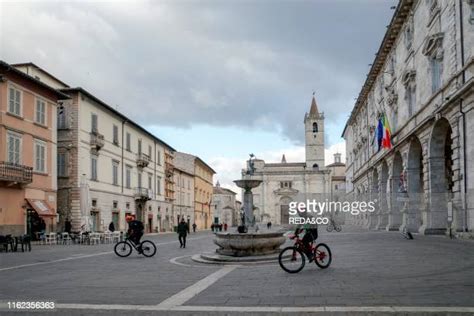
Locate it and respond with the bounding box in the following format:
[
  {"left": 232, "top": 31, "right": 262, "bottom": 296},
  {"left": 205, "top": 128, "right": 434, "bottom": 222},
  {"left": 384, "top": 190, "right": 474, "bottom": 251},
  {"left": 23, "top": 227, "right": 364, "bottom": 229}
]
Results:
[{"left": 0, "top": 0, "right": 396, "bottom": 194}]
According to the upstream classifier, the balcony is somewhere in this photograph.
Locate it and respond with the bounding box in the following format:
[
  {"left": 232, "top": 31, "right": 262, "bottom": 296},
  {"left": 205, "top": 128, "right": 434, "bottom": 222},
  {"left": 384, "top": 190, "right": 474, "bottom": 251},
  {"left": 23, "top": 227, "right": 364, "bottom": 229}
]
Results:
[
  {"left": 0, "top": 162, "right": 33, "bottom": 186},
  {"left": 134, "top": 187, "right": 153, "bottom": 201},
  {"left": 136, "top": 153, "right": 151, "bottom": 169},
  {"left": 90, "top": 133, "right": 105, "bottom": 150}
]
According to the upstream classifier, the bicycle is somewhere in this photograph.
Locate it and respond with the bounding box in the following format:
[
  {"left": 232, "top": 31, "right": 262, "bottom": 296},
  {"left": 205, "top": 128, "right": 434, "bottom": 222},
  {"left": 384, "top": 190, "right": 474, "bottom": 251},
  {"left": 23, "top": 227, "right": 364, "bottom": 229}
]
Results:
[
  {"left": 278, "top": 231, "right": 332, "bottom": 273},
  {"left": 326, "top": 219, "right": 342, "bottom": 232},
  {"left": 114, "top": 236, "right": 157, "bottom": 257}
]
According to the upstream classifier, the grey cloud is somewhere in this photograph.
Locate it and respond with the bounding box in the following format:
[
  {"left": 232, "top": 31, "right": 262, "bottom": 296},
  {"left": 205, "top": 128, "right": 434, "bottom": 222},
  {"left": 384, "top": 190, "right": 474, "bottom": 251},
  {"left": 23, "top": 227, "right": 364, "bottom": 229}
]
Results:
[{"left": 0, "top": 0, "right": 396, "bottom": 144}]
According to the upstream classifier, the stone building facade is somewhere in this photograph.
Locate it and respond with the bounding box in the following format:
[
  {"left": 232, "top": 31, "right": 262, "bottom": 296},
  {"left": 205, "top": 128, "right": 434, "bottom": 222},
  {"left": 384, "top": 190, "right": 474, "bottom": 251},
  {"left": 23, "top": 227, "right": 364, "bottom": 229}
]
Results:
[
  {"left": 343, "top": 0, "right": 474, "bottom": 234},
  {"left": 0, "top": 61, "right": 69, "bottom": 235},
  {"left": 56, "top": 87, "right": 176, "bottom": 233},
  {"left": 175, "top": 152, "right": 215, "bottom": 230},
  {"left": 13, "top": 63, "right": 176, "bottom": 233},
  {"left": 242, "top": 97, "right": 334, "bottom": 225},
  {"left": 211, "top": 181, "right": 240, "bottom": 226},
  {"left": 173, "top": 157, "right": 195, "bottom": 226}
]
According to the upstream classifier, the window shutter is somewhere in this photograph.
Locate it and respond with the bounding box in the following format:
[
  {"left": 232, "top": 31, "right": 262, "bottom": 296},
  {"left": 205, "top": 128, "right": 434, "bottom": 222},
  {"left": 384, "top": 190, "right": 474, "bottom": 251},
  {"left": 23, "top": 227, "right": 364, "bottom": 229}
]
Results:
[
  {"left": 9, "top": 88, "right": 15, "bottom": 113},
  {"left": 15, "top": 90, "right": 21, "bottom": 114}
]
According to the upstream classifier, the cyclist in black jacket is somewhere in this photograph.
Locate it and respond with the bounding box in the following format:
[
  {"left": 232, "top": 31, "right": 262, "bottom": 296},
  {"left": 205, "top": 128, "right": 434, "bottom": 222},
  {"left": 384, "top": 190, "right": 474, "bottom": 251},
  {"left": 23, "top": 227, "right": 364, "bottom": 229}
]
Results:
[
  {"left": 128, "top": 220, "right": 144, "bottom": 246},
  {"left": 294, "top": 224, "right": 318, "bottom": 262}
]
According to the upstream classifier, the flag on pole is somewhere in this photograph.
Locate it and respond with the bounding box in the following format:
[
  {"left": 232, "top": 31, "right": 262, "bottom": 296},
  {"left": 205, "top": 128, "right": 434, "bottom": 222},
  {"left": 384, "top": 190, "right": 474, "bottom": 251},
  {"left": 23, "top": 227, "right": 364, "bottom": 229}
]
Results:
[
  {"left": 376, "top": 113, "right": 392, "bottom": 151},
  {"left": 381, "top": 113, "right": 392, "bottom": 149},
  {"left": 377, "top": 117, "right": 384, "bottom": 151}
]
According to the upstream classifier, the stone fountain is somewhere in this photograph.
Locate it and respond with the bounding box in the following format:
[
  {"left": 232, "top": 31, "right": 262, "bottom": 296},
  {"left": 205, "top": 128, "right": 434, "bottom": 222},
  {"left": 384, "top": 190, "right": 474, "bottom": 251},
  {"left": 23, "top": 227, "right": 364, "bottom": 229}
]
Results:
[{"left": 192, "top": 154, "right": 286, "bottom": 264}]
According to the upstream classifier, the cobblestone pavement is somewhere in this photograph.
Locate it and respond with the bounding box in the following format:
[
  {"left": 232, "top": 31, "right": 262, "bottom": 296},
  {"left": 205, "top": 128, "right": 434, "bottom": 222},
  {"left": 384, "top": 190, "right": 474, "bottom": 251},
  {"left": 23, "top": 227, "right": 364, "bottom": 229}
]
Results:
[{"left": 1, "top": 226, "right": 473, "bottom": 315}]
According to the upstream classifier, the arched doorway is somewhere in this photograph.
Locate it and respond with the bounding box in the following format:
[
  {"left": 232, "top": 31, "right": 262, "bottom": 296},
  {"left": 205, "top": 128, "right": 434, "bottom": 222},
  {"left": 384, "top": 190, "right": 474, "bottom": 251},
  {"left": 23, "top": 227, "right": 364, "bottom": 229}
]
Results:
[
  {"left": 407, "top": 137, "right": 424, "bottom": 232},
  {"left": 388, "top": 151, "right": 403, "bottom": 230},
  {"left": 425, "top": 118, "right": 453, "bottom": 234},
  {"left": 279, "top": 196, "right": 292, "bottom": 225}
]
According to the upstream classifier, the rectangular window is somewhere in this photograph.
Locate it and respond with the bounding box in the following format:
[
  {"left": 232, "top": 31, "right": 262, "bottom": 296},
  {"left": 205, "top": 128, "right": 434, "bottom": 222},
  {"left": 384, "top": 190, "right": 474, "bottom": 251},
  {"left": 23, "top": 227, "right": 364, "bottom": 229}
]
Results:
[
  {"left": 113, "top": 201, "right": 118, "bottom": 209},
  {"left": 58, "top": 106, "right": 67, "bottom": 129},
  {"left": 58, "top": 152, "right": 68, "bottom": 177},
  {"left": 157, "top": 176, "right": 162, "bottom": 195},
  {"left": 8, "top": 86, "right": 21, "bottom": 116},
  {"left": 91, "top": 113, "right": 98, "bottom": 133},
  {"left": 157, "top": 150, "right": 161, "bottom": 165},
  {"left": 126, "top": 166, "right": 132, "bottom": 188},
  {"left": 138, "top": 172, "right": 142, "bottom": 188},
  {"left": 407, "top": 86, "right": 416, "bottom": 116},
  {"left": 7, "top": 132, "right": 21, "bottom": 164},
  {"left": 138, "top": 139, "right": 142, "bottom": 154},
  {"left": 431, "top": 58, "right": 441, "bottom": 93},
  {"left": 126, "top": 132, "right": 131, "bottom": 151},
  {"left": 148, "top": 173, "right": 152, "bottom": 190},
  {"left": 112, "top": 160, "right": 119, "bottom": 185},
  {"left": 113, "top": 125, "right": 119, "bottom": 145},
  {"left": 35, "top": 99, "right": 46, "bottom": 125},
  {"left": 125, "top": 166, "right": 132, "bottom": 189},
  {"left": 91, "top": 155, "right": 98, "bottom": 180},
  {"left": 34, "top": 140, "right": 46, "bottom": 173},
  {"left": 148, "top": 145, "right": 152, "bottom": 158}
]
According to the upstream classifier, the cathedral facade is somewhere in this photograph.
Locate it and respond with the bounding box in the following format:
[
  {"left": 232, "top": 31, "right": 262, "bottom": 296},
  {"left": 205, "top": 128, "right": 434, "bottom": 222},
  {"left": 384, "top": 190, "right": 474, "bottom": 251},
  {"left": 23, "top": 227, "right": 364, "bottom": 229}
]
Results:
[{"left": 242, "top": 97, "right": 343, "bottom": 225}]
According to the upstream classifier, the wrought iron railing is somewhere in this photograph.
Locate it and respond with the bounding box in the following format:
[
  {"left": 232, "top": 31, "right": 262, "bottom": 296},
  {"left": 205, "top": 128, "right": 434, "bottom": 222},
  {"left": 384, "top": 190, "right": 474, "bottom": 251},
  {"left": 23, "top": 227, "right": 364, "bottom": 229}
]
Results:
[{"left": 0, "top": 162, "right": 33, "bottom": 184}]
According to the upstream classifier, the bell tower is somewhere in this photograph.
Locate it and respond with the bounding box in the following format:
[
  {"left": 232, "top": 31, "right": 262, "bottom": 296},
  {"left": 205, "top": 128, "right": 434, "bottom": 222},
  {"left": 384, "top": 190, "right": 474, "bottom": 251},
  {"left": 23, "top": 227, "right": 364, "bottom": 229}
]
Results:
[{"left": 304, "top": 94, "right": 325, "bottom": 169}]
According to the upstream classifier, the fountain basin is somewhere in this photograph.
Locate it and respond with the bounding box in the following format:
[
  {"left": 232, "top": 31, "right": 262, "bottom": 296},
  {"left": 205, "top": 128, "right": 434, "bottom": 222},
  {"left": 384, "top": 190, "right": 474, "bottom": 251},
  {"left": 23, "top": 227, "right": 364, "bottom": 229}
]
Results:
[{"left": 214, "top": 231, "right": 285, "bottom": 257}]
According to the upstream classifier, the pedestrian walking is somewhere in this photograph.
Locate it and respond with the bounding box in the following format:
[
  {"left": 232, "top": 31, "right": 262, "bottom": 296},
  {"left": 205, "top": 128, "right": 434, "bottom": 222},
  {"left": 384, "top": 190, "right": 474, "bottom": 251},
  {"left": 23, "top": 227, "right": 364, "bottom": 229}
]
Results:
[
  {"left": 224, "top": 223, "right": 228, "bottom": 231},
  {"left": 192, "top": 223, "right": 197, "bottom": 233},
  {"left": 177, "top": 218, "right": 188, "bottom": 248}
]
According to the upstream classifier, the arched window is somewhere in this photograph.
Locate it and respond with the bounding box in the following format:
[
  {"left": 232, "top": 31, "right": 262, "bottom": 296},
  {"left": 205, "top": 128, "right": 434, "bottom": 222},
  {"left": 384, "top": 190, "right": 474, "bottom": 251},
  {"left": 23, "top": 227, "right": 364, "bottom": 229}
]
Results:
[
  {"left": 313, "top": 163, "right": 319, "bottom": 170},
  {"left": 312, "top": 122, "right": 318, "bottom": 133}
]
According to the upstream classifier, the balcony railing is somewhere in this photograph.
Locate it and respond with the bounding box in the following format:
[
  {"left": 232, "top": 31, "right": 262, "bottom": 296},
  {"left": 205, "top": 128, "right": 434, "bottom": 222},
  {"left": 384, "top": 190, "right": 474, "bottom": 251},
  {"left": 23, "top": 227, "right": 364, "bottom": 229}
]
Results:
[
  {"left": 136, "top": 153, "right": 151, "bottom": 168},
  {"left": 0, "top": 162, "right": 33, "bottom": 185},
  {"left": 90, "top": 133, "right": 105, "bottom": 150},
  {"left": 134, "top": 187, "right": 153, "bottom": 200}
]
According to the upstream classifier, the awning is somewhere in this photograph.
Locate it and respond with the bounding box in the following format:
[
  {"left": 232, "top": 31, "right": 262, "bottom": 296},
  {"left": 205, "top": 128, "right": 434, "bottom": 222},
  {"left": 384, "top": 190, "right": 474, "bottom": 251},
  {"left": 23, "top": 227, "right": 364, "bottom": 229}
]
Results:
[{"left": 26, "top": 199, "right": 56, "bottom": 217}]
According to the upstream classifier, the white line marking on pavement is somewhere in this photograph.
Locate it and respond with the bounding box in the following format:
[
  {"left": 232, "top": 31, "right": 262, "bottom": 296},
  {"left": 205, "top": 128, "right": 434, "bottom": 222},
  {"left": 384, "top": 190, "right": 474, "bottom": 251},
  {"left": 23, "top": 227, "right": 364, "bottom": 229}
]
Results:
[
  {"left": 0, "top": 251, "right": 113, "bottom": 272},
  {"left": 52, "top": 304, "right": 474, "bottom": 313},
  {"left": 170, "top": 255, "right": 193, "bottom": 267},
  {"left": 156, "top": 265, "right": 238, "bottom": 309},
  {"left": 0, "top": 236, "right": 209, "bottom": 272}
]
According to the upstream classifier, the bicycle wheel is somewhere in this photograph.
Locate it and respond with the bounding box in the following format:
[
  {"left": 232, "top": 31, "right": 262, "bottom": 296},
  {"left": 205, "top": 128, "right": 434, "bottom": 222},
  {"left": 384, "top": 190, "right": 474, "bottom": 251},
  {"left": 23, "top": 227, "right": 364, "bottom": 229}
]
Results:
[
  {"left": 114, "top": 241, "right": 132, "bottom": 257},
  {"left": 278, "top": 246, "right": 305, "bottom": 273},
  {"left": 326, "top": 225, "right": 333, "bottom": 232},
  {"left": 335, "top": 225, "right": 342, "bottom": 232},
  {"left": 314, "top": 243, "right": 332, "bottom": 269},
  {"left": 140, "top": 240, "right": 157, "bottom": 257}
]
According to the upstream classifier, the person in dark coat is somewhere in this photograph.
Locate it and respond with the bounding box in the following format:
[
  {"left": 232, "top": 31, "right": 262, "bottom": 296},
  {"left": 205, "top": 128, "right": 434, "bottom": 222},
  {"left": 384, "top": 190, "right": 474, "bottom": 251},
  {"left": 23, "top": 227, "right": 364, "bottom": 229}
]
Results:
[
  {"left": 192, "top": 223, "right": 197, "bottom": 233},
  {"left": 127, "top": 220, "right": 144, "bottom": 245},
  {"left": 108, "top": 221, "right": 115, "bottom": 232},
  {"left": 64, "top": 218, "right": 72, "bottom": 234},
  {"left": 177, "top": 218, "right": 188, "bottom": 248}
]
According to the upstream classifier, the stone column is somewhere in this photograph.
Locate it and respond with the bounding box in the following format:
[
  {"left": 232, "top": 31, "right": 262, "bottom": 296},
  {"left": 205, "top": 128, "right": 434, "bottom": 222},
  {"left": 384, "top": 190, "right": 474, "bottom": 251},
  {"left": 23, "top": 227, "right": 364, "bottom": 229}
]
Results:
[
  {"left": 421, "top": 156, "right": 448, "bottom": 234},
  {"left": 243, "top": 187, "right": 254, "bottom": 227},
  {"left": 376, "top": 164, "right": 388, "bottom": 230},
  {"left": 386, "top": 160, "right": 403, "bottom": 231}
]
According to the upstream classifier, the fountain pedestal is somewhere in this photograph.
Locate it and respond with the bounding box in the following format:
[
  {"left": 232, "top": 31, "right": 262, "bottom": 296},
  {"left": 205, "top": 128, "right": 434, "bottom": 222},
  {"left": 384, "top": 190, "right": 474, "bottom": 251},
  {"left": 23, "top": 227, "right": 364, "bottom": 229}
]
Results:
[{"left": 192, "top": 161, "right": 286, "bottom": 264}]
